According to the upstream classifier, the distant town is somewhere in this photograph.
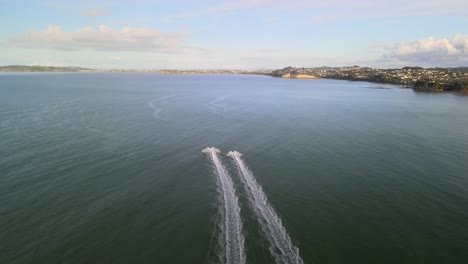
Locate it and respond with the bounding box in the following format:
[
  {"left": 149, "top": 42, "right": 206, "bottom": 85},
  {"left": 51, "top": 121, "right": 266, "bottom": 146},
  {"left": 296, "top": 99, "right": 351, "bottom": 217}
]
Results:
[
  {"left": 0, "top": 65, "right": 270, "bottom": 75},
  {"left": 271, "top": 66, "right": 468, "bottom": 93},
  {"left": 1, "top": 65, "right": 467, "bottom": 93}
]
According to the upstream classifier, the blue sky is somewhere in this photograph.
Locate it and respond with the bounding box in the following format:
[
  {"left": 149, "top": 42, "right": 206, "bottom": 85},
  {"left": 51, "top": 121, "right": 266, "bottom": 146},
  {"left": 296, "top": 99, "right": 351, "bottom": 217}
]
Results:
[{"left": 0, "top": 0, "right": 467, "bottom": 69}]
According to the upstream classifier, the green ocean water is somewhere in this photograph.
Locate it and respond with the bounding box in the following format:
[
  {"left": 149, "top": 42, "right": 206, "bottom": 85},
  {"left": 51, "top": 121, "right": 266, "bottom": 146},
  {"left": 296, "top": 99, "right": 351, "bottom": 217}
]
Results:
[{"left": 0, "top": 73, "right": 467, "bottom": 264}]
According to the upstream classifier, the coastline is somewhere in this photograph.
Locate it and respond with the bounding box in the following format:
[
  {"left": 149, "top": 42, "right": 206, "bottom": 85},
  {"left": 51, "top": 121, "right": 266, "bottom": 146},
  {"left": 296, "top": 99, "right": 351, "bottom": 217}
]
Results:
[
  {"left": 271, "top": 66, "right": 468, "bottom": 94},
  {"left": 1, "top": 65, "right": 467, "bottom": 94},
  {"left": 280, "top": 73, "right": 317, "bottom": 79},
  {"left": 273, "top": 75, "right": 468, "bottom": 94}
]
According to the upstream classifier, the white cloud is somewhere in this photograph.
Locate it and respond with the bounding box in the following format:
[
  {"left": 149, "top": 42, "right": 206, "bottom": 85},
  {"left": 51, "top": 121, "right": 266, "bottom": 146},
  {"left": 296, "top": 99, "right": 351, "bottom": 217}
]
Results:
[
  {"left": 81, "top": 8, "right": 106, "bottom": 16},
  {"left": 382, "top": 34, "right": 468, "bottom": 65},
  {"left": 9, "top": 25, "right": 186, "bottom": 53}
]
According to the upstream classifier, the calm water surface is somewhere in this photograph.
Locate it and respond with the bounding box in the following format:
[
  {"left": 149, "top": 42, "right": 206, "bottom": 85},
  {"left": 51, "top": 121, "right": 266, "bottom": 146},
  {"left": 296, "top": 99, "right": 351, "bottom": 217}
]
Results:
[{"left": 0, "top": 73, "right": 467, "bottom": 263}]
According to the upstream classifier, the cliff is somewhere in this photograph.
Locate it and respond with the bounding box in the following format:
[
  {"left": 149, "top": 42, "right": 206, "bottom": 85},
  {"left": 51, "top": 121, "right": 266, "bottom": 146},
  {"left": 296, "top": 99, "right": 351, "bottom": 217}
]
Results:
[
  {"left": 271, "top": 66, "right": 468, "bottom": 94},
  {"left": 272, "top": 67, "right": 317, "bottom": 79}
]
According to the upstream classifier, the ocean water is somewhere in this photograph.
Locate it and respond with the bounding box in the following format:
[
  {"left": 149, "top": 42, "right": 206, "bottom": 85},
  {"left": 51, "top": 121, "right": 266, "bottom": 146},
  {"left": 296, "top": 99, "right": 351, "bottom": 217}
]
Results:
[{"left": 0, "top": 73, "right": 467, "bottom": 264}]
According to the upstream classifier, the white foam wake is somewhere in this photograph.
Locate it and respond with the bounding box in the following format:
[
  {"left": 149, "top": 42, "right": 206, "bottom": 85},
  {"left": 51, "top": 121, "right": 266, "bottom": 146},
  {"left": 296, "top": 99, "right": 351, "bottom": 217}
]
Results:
[
  {"left": 203, "top": 147, "right": 246, "bottom": 264},
  {"left": 227, "top": 151, "right": 303, "bottom": 264},
  {"left": 148, "top": 95, "right": 175, "bottom": 120}
]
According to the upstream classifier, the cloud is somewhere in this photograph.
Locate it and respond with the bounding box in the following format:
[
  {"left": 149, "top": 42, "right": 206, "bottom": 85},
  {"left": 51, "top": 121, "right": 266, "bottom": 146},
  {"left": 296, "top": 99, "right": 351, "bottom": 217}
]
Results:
[
  {"left": 381, "top": 34, "right": 468, "bottom": 65},
  {"left": 81, "top": 8, "right": 106, "bottom": 16},
  {"left": 9, "top": 25, "right": 186, "bottom": 53}
]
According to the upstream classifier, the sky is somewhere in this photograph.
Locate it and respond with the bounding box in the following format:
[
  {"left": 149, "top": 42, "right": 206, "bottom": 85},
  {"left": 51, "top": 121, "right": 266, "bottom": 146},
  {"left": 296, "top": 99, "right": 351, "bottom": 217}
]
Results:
[{"left": 0, "top": 0, "right": 467, "bottom": 69}]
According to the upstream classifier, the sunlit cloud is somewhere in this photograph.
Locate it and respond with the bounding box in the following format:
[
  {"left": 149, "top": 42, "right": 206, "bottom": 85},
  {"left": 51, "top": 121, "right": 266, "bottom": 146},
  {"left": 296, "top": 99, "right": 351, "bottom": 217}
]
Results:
[{"left": 380, "top": 34, "right": 468, "bottom": 65}]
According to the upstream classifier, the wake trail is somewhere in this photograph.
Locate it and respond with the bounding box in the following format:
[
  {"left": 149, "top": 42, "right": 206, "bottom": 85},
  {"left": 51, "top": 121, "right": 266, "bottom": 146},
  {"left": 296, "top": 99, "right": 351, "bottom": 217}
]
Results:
[
  {"left": 148, "top": 95, "right": 175, "bottom": 120},
  {"left": 227, "top": 151, "right": 304, "bottom": 264},
  {"left": 209, "top": 95, "right": 229, "bottom": 113},
  {"left": 203, "top": 147, "right": 246, "bottom": 264}
]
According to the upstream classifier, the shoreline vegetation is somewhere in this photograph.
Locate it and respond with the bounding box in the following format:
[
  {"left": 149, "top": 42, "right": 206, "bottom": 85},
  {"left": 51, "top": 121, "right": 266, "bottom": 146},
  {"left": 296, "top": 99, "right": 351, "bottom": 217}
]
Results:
[
  {"left": 1, "top": 65, "right": 467, "bottom": 94},
  {"left": 271, "top": 66, "right": 468, "bottom": 94}
]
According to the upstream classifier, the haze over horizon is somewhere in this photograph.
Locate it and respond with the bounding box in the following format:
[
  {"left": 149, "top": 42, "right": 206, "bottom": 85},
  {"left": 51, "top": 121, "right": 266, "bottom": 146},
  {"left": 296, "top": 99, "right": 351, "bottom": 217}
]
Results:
[{"left": 1, "top": 0, "right": 467, "bottom": 69}]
